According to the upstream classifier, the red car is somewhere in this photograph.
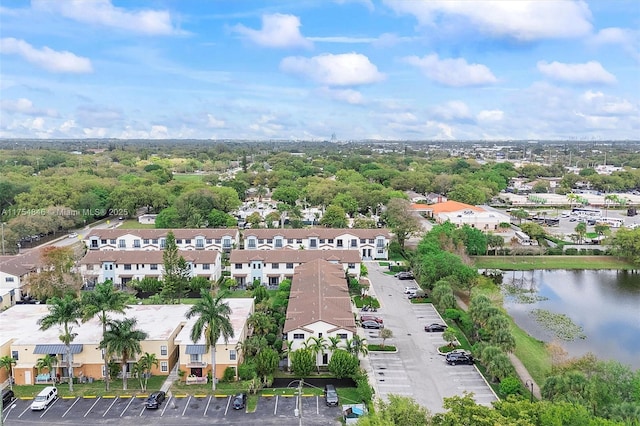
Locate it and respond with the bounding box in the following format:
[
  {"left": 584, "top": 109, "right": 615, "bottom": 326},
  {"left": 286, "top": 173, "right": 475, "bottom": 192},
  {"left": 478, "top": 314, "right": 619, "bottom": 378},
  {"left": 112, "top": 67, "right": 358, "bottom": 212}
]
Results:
[{"left": 360, "top": 315, "right": 383, "bottom": 324}]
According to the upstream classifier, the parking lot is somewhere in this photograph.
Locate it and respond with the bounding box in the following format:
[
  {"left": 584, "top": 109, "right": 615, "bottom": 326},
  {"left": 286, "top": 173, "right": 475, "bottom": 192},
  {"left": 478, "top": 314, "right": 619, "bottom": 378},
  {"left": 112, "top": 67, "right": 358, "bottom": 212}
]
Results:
[{"left": 2, "top": 393, "right": 342, "bottom": 425}]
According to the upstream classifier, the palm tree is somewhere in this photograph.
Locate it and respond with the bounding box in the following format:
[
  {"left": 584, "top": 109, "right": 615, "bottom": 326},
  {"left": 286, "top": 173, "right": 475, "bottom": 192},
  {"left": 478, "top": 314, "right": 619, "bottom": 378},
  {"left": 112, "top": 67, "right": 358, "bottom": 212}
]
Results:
[
  {"left": 247, "top": 311, "right": 274, "bottom": 336},
  {"left": 101, "top": 317, "right": 148, "bottom": 391},
  {"left": 327, "top": 336, "right": 341, "bottom": 353},
  {"left": 604, "top": 194, "right": 620, "bottom": 218},
  {"left": 351, "top": 335, "right": 368, "bottom": 358},
  {"left": 81, "top": 280, "right": 129, "bottom": 391},
  {"left": 342, "top": 338, "right": 354, "bottom": 354},
  {"left": 0, "top": 355, "right": 17, "bottom": 390},
  {"left": 38, "top": 294, "right": 83, "bottom": 391},
  {"left": 35, "top": 354, "right": 56, "bottom": 380},
  {"left": 186, "top": 289, "right": 234, "bottom": 391},
  {"left": 138, "top": 352, "right": 158, "bottom": 391},
  {"left": 566, "top": 193, "right": 580, "bottom": 211},
  {"left": 305, "top": 336, "right": 327, "bottom": 368},
  {"left": 575, "top": 222, "right": 587, "bottom": 244}
]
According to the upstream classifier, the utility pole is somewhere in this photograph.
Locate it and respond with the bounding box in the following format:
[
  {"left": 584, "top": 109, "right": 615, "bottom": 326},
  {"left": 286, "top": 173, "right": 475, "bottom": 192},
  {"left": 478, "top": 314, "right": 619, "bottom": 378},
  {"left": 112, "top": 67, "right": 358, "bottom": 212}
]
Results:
[{"left": 1, "top": 222, "right": 5, "bottom": 255}]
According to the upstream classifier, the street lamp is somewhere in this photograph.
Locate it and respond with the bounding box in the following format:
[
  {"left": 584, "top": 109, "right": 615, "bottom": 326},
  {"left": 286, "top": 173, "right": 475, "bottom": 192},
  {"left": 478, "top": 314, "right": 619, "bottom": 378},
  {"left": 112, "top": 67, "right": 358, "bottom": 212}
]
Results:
[{"left": 525, "top": 379, "right": 534, "bottom": 403}]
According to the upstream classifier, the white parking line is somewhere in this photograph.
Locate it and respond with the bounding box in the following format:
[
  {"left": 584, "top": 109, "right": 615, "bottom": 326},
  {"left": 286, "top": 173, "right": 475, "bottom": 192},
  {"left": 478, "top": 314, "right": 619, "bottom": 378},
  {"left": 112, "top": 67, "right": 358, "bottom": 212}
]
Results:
[
  {"left": 41, "top": 397, "right": 59, "bottom": 418},
  {"left": 62, "top": 397, "right": 80, "bottom": 417},
  {"left": 139, "top": 405, "right": 146, "bottom": 417},
  {"left": 120, "top": 396, "right": 135, "bottom": 417},
  {"left": 181, "top": 396, "right": 192, "bottom": 416},
  {"left": 84, "top": 397, "right": 101, "bottom": 417},
  {"left": 224, "top": 395, "right": 231, "bottom": 415},
  {"left": 316, "top": 395, "right": 319, "bottom": 415},
  {"left": 18, "top": 404, "right": 30, "bottom": 418},
  {"left": 160, "top": 396, "right": 171, "bottom": 416},
  {"left": 103, "top": 397, "right": 118, "bottom": 417},
  {"left": 203, "top": 395, "right": 212, "bottom": 416},
  {"left": 274, "top": 395, "right": 278, "bottom": 415}
]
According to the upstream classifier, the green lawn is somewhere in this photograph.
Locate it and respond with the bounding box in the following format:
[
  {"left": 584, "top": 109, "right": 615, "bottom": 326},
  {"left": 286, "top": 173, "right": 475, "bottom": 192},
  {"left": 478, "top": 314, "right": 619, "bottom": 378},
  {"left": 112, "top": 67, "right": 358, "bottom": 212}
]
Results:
[
  {"left": 116, "top": 220, "right": 155, "bottom": 229},
  {"left": 472, "top": 255, "right": 636, "bottom": 270},
  {"left": 173, "top": 174, "right": 205, "bottom": 183},
  {"left": 368, "top": 344, "right": 396, "bottom": 352},
  {"left": 11, "top": 376, "right": 166, "bottom": 398}
]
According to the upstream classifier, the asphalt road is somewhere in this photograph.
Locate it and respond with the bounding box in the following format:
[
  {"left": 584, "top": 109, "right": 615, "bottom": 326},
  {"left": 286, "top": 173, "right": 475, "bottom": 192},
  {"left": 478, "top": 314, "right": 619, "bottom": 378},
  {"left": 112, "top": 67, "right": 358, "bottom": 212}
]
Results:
[{"left": 364, "top": 262, "right": 498, "bottom": 414}]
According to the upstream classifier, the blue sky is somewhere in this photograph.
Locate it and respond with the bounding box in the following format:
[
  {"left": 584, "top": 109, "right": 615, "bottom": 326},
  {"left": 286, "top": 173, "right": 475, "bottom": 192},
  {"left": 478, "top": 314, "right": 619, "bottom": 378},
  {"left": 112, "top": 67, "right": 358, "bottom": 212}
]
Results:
[{"left": 1, "top": 0, "right": 638, "bottom": 141}]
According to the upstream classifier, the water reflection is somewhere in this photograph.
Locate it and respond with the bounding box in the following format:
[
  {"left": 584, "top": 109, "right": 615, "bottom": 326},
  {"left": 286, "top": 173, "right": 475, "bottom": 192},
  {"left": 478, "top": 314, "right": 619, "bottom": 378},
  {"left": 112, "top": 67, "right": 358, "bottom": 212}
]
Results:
[{"left": 502, "top": 270, "right": 640, "bottom": 370}]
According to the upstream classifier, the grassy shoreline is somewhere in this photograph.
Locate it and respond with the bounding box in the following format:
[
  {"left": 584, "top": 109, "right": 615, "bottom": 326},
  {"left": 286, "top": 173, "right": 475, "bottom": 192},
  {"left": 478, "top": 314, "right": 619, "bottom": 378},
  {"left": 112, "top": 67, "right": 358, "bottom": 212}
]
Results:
[{"left": 472, "top": 255, "right": 637, "bottom": 270}]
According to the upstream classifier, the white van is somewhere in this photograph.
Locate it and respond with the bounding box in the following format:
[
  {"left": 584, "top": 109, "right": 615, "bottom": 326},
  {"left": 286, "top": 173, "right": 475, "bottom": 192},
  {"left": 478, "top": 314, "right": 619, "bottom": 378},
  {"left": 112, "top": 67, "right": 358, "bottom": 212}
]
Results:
[{"left": 30, "top": 386, "right": 57, "bottom": 410}]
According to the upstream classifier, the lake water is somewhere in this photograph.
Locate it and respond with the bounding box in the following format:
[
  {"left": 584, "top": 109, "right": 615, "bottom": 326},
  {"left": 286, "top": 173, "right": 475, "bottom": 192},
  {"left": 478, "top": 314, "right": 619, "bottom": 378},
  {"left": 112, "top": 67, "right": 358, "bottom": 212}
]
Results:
[{"left": 502, "top": 269, "right": 640, "bottom": 371}]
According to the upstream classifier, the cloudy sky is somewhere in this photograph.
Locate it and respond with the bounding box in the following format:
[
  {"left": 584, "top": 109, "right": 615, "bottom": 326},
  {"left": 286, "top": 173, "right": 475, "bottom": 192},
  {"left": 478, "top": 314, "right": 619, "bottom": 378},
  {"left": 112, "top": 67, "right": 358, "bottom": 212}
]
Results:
[{"left": 1, "top": 0, "right": 639, "bottom": 141}]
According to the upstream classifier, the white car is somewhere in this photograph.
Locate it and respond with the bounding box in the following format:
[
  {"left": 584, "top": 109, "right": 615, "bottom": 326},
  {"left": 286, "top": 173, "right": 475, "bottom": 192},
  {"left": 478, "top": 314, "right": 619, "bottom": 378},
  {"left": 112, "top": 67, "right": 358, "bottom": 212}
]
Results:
[
  {"left": 404, "top": 286, "right": 418, "bottom": 294},
  {"left": 68, "top": 232, "right": 78, "bottom": 238}
]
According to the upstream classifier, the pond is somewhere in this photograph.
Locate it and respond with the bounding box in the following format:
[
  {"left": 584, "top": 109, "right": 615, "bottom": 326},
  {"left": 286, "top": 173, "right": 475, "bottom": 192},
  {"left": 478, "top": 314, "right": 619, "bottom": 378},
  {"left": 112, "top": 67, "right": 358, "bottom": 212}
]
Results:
[{"left": 502, "top": 269, "right": 640, "bottom": 370}]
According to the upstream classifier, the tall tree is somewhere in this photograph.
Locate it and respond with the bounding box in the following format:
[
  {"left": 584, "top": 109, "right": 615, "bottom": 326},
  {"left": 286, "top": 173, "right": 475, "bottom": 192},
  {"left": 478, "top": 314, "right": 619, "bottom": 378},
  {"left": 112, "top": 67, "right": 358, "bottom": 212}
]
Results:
[
  {"left": 383, "top": 198, "right": 421, "bottom": 250},
  {"left": 38, "top": 294, "right": 83, "bottom": 391},
  {"left": 81, "top": 280, "right": 129, "bottom": 391},
  {"left": 101, "top": 317, "right": 148, "bottom": 391},
  {"left": 137, "top": 352, "right": 158, "bottom": 391},
  {"left": 0, "top": 355, "right": 17, "bottom": 390},
  {"left": 162, "top": 231, "right": 190, "bottom": 303},
  {"left": 186, "top": 289, "right": 234, "bottom": 391},
  {"left": 28, "top": 246, "right": 82, "bottom": 299}
]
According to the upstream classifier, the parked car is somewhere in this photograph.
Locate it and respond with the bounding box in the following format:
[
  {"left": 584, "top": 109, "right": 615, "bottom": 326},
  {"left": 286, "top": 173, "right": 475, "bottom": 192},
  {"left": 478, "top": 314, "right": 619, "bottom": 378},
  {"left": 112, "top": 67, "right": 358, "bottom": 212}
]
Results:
[
  {"left": 360, "top": 315, "right": 383, "bottom": 324},
  {"left": 68, "top": 232, "right": 78, "bottom": 238},
  {"left": 424, "top": 323, "right": 448, "bottom": 332},
  {"left": 324, "top": 384, "right": 339, "bottom": 406},
  {"left": 396, "top": 271, "right": 414, "bottom": 280},
  {"left": 232, "top": 393, "right": 247, "bottom": 410},
  {"left": 445, "top": 351, "right": 474, "bottom": 365},
  {"left": 2, "top": 389, "right": 15, "bottom": 408},
  {"left": 30, "top": 386, "right": 57, "bottom": 410},
  {"left": 404, "top": 286, "right": 418, "bottom": 294},
  {"left": 361, "top": 320, "right": 384, "bottom": 329},
  {"left": 145, "top": 391, "right": 166, "bottom": 409}
]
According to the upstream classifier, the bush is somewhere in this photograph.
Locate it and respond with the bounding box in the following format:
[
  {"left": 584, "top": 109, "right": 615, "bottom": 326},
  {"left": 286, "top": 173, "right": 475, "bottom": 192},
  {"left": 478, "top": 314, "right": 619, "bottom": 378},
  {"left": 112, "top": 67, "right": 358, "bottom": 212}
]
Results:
[
  {"left": 499, "top": 376, "right": 522, "bottom": 397},
  {"left": 353, "top": 370, "right": 374, "bottom": 403},
  {"left": 131, "top": 277, "right": 162, "bottom": 293},
  {"left": 238, "top": 362, "right": 256, "bottom": 380},
  {"left": 565, "top": 248, "right": 578, "bottom": 255},
  {"left": 188, "top": 276, "right": 211, "bottom": 293},
  {"left": 222, "top": 367, "right": 236, "bottom": 383}
]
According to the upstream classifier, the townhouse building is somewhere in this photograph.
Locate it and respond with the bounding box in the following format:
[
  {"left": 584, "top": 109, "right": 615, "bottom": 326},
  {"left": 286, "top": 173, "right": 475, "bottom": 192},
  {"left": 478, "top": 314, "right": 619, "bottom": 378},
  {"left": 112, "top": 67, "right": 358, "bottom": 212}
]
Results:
[
  {"left": 83, "top": 228, "right": 240, "bottom": 253},
  {"left": 0, "top": 301, "right": 253, "bottom": 386},
  {"left": 79, "top": 250, "right": 221, "bottom": 288},
  {"left": 0, "top": 249, "right": 43, "bottom": 307},
  {"left": 228, "top": 249, "right": 362, "bottom": 287},
  {"left": 241, "top": 228, "right": 391, "bottom": 260},
  {"left": 283, "top": 259, "right": 357, "bottom": 368}
]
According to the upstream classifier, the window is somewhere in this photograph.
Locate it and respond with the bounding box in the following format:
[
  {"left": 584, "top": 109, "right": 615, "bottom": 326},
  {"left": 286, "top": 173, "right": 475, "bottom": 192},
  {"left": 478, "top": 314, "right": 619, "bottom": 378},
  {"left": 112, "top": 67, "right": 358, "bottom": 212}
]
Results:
[
  {"left": 287, "top": 239, "right": 294, "bottom": 244},
  {"left": 160, "top": 362, "right": 168, "bottom": 373},
  {"left": 351, "top": 239, "right": 357, "bottom": 248},
  {"left": 176, "top": 239, "right": 182, "bottom": 244},
  {"left": 376, "top": 239, "right": 385, "bottom": 248},
  {"left": 160, "top": 239, "right": 166, "bottom": 249},
  {"left": 195, "top": 238, "right": 204, "bottom": 248},
  {"left": 185, "top": 239, "right": 191, "bottom": 244},
  {"left": 318, "top": 333, "right": 323, "bottom": 338},
  {"left": 266, "top": 239, "right": 273, "bottom": 244},
  {"left": 275, "top": 238, "right": 283, "bottom": 248},
  {"left": 11, "top": 350, "right": 18, "bottom": 360},
  {"left": 203, "top": 264, "right": 210, "bottom": 270},
  {"left": 118, "top": 240, "right": 126, "bottom": 248},
  {"left": 143, "top": 239, "right": 150, "bottom": 244},
  {"left": 160, "top": 345, "right": 167, "bottom": 356},
  {"left": 235, "top": 263, "right": 243, "bottom": 269},
  {"left": 336, "top": 239, "right": 343, "bottom": 248},
  {"left": 110, "top": 239, "right": 116, "bottom": 245},
  {"left": 286, "top": 263, "right": 294, "bottom": 269},
  {"left": 296, "top": 239, "right": 302, "bottom": 244},
  {"left": 86, "top": 265, "right": 93, "bottom": 271},
  {"left": 133, "top": 239, "right": 141, "bottom": 248},
  {"left": 360, "top": 239, "right": 366, "bottom": 244},
  {"left": 190, "top": 354, "right": 200, "bottom": 363},
  {"left": 215, "top": 238, "right": 221, "bottom": 244},
  {"left": 348, "top": 263, "right": 356, "bottom": 269},
  {"left": 369, "top": 239, "right": 375, "bottom": 244},
  {"left": 229, "top": 350, "right": 237, "bottom": 361},
  {"left": 269, "top": 276, "right": 279, "bottom": 286},
  {"left": 328, "top": 239, "right": 334, "bottom": 244},
  {"left": 101, "top": 239, "right": 107, "bottom": 244},
  {"left": 206, "top": 239, "right": 213, "bottom": 244},
  {"left": 150, "top": 264, "right": 158, "bottom": 270},
  {"left": 337, "top": 333, "right": 348, "bottom": 339},
  {"left": 293, "top": 333, "right": 304, "bottom": 339},
  {"left": 223, "top": 238, "right": 231, "bottom": 248},
  {"left": 258, "top": 239, "right": 264, "bottom": 244},
  {"left": 310, "top": 239, "right": 317, "bottom": 248},
  {"left": 124, "top": 264, "right": 131, "bottom": 270},
  {"left": 247, "top": 239, "right": 256, "bottom": 249},
  {"left": 6, "top": 277, "right": 14, "bottom": 282},
  {"left": 319, "top": 239, "right": 325, "bottom": 243},
  {"left": 272, "top": 263, "right": 279, "bottom": 269}
]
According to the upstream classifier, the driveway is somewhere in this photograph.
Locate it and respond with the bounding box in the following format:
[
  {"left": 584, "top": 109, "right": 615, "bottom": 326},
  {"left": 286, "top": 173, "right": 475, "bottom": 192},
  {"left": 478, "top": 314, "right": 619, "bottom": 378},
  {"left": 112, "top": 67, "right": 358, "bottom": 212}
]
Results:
[{"left": 363, "top": 262, "right": 498, "bottom": 413}]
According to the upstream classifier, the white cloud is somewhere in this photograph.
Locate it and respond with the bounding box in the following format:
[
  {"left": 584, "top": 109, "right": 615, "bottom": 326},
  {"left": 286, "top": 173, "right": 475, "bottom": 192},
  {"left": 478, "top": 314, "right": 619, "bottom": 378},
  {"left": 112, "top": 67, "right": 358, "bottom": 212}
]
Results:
[
  {"left": 319, "top": 87, "right": 364, "bottom": 104},
  {"left": 248, "top": 114, "right": 285, "bottom": 136},
  {"left": 432, "top": 100, "right": 473, "bottom": 121},
  {"left": 333, "top": 0, "right": 375, "bottom": 11},
  {"left": 404, "top": 54, "right": 497, "bottom": 87},
  {"left": 384, "top": 0, "right": 592, "bottom": 41},
  {"left": 207, "top": 114, "right": 226, "bottom": 128},
  {"left": 537, "top": 60, "right": 616, "bottom": 84},
  {"left": 233, "top": 14, "right": 312, "bottom": 49},
  {"left": 590, "top": 27, "right": 640, "bottom": 62},
  {"left": 281, "top": 52, "right": 385, "bottom": 86},
  {"left": 0, "top": 97, "right": 58, "bottom": 117},
  {"left": 580, "top": 91, "right": 636, "bottom": 116},
  {"left": 32, "top": 0, "right": 180, "bottom": 35},
  {"left": 150, "top": 125, "right": 169, "bottom": 138},
  {"left": 0, "top": 38, "right": 92, "bottom": 73},
  {"left": 477, "top": 110, "right": 504, "bottom": 122}
]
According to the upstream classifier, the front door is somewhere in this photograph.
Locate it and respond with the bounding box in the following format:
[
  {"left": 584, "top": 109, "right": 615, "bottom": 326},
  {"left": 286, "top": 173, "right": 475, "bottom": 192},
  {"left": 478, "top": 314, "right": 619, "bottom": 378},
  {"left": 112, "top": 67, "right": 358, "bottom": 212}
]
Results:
[
  {"left": 190, "top": 368, "right": 203, "bottom": 377},
  {"left": 25, "top": 370, "right": 32, "bottom": 385}
]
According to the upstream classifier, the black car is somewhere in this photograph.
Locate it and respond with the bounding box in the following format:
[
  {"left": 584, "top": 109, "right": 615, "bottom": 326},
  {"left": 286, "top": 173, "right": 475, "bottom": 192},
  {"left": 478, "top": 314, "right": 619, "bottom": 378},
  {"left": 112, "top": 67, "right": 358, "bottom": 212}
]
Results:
[
  {"left": 2, "top": 389, "right": 15, "bottom": 407},
  {"left": 396, "top": 271, "right": 414, "bottom": 280},
  {"left": 232, "top": 393, "right": 247, "bottom": 410},
  {"left": 445, "top": 351, "right": 474, "bottom": 365},
  {"left": 424, "top": 323, "right": 448, "bottom": 332},
  {"left": 145, "top": 391, "right": 166, "bottom": 409},
  {"left": 361, "top": 320, "right": 384, "bottom": 329}
]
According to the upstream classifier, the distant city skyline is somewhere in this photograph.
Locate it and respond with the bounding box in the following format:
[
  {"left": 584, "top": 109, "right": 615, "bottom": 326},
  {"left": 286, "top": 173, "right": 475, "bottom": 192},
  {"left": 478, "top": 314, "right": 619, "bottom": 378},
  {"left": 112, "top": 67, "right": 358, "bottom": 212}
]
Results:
[{"left": 1, "top": 0, "right": 638, "bottom": 141}]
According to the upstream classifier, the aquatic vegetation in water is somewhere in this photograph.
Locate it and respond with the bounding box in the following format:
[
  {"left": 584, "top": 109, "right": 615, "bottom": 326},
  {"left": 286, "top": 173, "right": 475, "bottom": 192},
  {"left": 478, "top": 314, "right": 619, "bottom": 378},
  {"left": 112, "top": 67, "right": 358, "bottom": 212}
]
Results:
[
  {"left": 529, "top": 309, "right": 586, "bottom": 341},
  {"left": 502, "top": 283, "right": 548, "bottom": 304}
]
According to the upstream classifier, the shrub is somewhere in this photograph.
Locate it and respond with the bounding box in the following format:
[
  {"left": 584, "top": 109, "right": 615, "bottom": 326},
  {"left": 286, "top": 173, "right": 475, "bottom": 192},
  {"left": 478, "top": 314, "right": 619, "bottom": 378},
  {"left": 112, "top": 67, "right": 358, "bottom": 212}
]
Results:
[
  {"left": 565, "top": 248, "right": 578, "bottom": 255},
  {"left": 222, "top": 367, "right": 236, "bottom": 383},
  {"left": 499, "top": 376, "right": 522, "bottom": 397},
  {"left": 238, "top": 362, "right": 256, "bottom": 380},
  {"left": 131, "top": 277, "right": 162, "bottom": 293},
  {"left": 188, "top": 276, "right": 211, "bottom": 293}
]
